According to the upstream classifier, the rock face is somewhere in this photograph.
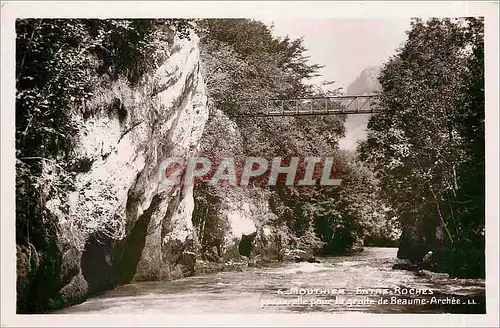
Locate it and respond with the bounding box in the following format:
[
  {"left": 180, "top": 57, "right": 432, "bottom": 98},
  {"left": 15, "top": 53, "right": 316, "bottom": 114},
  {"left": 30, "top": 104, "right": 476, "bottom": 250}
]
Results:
[
  {"left": 391, "top": 259, "right": 418, "bottom": 271},
  {"left": 191, "top": 106, "right": 288, "bottom": 265},
  {"left": 192, "top": 182, "right": 287, "bottom": 267},
  {"left": 16, "top": 29, "right": 291, "bottom": 314},
  {"left": 345, "top": 66, "right": 381, "bottom": 96},
  {"left": 340, "top": 66, "right": 382, "bottom": 150},
  {"left": 16, "top": 31, "right": 209, "bottom": 313},
  {"left": 416, "top": 269, "right": 450, "bottom": 280},
  {"left": 282, "top": 249, "right": 319, "bottom": 263}
]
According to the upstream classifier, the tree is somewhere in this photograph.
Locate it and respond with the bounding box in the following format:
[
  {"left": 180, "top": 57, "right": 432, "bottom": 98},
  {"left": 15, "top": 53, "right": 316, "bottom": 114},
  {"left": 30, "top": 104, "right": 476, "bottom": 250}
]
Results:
[
  {"left": 359, "top": 18, "right": 484, "bottom": 277},
  {"left": 197, "top": 19, "right": 400, "bottom": 256}
]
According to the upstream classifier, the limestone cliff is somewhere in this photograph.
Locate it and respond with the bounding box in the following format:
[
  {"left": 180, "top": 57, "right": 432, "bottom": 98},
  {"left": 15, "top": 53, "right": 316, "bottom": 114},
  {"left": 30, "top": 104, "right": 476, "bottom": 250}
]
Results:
[{"left": 17, "top": 30, "right": 209, "bottom": 313}]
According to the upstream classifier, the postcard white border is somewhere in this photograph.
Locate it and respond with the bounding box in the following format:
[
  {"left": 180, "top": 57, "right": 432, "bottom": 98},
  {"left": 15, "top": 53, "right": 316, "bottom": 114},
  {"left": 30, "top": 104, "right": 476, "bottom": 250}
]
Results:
[{"left": 1, "top": 1, "right": 498, "bottom": 327}]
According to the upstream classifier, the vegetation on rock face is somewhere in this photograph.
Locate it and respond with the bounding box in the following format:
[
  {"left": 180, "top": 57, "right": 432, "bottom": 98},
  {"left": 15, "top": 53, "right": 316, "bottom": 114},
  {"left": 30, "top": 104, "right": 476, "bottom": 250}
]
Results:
[
  {"left": 16, "top": 19, "right": 193, "bottom": 246},
  {"left": 359, "top": 18, "right": 485, "bottom": 277},
  {"left": 15, "top": 19, "right": 193, "bottom": 313}
]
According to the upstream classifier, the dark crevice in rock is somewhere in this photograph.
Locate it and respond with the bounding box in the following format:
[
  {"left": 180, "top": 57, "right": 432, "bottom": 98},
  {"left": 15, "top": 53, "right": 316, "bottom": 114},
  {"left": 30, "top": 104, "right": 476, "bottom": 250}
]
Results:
[
  {"left": 115, "top": 193, "right": 164, "bottom": 285},
  {"left": 238, "top": 232, "right": 257, "bottom": 257},
  {"left": 114, "top": 98, "right": 128, "bottom": 123},
  {"left": 68, "top": 157, "right": 95, "bottom": 173},
  {"left": 81, "top": 233, "right": 114, "bottom": 295}
]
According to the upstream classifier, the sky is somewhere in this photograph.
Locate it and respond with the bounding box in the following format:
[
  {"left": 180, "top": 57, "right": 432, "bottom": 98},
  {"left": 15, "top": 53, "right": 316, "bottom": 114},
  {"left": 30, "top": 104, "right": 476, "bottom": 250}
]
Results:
[
  {"left": 256, "top": 18, "right": 412, "bottom": 149},
  {"left": 259, "top": 18, "right": 412, "bottom": 91}
]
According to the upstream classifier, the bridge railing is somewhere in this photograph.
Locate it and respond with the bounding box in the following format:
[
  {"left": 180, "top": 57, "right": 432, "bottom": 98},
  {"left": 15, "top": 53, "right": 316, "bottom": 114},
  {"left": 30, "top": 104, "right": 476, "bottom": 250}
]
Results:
[
  {"left": 265, "top": 95, "right": 379, "bottom": 116},
  {"left": 232, "top": 95, "right": 379, "bottom": 117}
]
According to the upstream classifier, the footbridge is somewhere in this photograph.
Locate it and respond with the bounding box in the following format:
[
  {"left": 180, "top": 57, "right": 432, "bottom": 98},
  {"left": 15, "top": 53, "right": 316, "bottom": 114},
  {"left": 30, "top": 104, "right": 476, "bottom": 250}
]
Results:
[{"left": 233, "top": 95, "right": 380, "bottom": 117}]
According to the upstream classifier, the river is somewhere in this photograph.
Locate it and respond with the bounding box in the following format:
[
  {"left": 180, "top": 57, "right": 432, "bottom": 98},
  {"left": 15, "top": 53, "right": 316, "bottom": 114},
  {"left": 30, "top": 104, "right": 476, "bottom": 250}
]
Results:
[{"left": 55, "top": 247, "right": 485, "bottom": 314}]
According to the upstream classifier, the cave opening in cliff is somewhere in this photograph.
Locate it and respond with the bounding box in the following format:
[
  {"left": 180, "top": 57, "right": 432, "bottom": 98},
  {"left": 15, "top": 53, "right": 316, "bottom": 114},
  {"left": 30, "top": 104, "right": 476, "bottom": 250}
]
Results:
[{"left": 238, "top": 232, "right": 257, "bottom": 257}]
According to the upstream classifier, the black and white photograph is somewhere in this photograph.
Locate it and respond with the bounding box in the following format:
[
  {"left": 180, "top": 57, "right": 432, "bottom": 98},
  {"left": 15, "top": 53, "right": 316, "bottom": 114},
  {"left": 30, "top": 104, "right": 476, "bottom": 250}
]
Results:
[{"left": 1, "top": 1, "right": 499, "bottom": 327}]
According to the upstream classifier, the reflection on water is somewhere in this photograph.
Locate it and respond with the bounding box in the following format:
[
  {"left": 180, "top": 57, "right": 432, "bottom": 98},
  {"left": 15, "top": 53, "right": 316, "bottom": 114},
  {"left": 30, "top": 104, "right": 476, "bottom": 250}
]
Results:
[{"left": 55, "top": 247, "right": 485, "bottom": 314}]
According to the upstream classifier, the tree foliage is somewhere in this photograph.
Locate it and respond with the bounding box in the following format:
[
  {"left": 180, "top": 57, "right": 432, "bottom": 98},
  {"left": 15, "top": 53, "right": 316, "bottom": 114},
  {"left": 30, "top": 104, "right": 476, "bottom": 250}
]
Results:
[
  {"left": 198, "top": 19, "right": 396, "bottom": 255},
  {"left": 359, "top": 18, "right": 485, "bottom": 277}
]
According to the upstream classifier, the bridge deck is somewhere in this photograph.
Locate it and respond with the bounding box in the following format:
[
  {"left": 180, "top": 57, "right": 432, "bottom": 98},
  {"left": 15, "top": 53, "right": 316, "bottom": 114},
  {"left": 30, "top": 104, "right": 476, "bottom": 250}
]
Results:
[{"left": 234, "top": 95, "right": 379, "bottom": 117}]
